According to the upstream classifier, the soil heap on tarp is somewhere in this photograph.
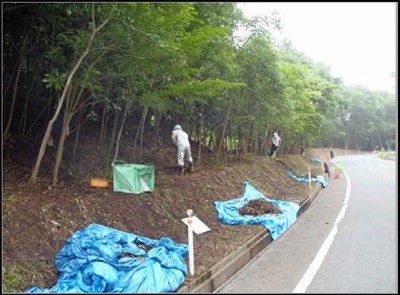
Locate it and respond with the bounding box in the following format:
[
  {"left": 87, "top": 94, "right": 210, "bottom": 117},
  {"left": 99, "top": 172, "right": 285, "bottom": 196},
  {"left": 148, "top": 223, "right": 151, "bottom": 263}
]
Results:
[{"left": 239, "top": 199, "right": 282, "bottom": 216}]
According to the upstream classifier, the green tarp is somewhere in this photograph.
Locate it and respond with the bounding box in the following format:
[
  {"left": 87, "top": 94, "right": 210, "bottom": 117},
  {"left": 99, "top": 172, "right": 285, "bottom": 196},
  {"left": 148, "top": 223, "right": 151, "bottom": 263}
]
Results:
[{"left": 112, "top": 161, "right": 154, "bottom": 194}]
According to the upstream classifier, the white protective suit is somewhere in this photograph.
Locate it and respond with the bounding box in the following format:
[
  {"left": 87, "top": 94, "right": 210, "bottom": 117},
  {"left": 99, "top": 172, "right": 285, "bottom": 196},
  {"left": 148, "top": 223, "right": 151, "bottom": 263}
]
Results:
[
  {"left": 272, "top": 132, "right": 281, "bottom": 146},
  {"left": 171, "top": 125, "right": 193, "bottom": 167},
  {"left": 267, "top": 132, "right": 282, "bottom": 158}
]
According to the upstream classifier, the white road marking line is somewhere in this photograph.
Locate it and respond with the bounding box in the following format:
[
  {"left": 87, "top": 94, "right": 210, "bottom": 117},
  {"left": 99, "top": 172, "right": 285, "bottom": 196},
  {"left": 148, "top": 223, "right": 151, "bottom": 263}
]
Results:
[{"left": 293, "top": 171, "right": 351, "bottom": 293}]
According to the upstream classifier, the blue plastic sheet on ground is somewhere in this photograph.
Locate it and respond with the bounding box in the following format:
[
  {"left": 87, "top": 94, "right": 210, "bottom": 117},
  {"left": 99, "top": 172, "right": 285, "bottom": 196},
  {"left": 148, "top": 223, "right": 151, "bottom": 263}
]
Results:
[
  {"left": 287, "top": 170, "right": 326, "bottom": 188},
  {"left": 214, "top": 182, "right": 299, "bottom": 240},
  {"left": 25, "top": 223, "right": 188, "bottom": 293},
  {"left": 310, "top": 157, "right": 322, "bottom": 163}
]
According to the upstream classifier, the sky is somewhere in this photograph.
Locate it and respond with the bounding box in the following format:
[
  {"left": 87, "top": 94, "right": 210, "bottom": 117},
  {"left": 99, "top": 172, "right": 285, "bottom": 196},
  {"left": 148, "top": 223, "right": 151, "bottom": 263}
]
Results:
[{"left": 237, "top": 2, "right": 397, "bottom": 94}]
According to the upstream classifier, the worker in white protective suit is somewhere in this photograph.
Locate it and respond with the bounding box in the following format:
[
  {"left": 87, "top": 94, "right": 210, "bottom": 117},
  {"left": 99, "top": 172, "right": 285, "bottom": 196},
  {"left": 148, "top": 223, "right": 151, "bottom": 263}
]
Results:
[
  {"left": 267, "top": 131, "right": 282, "bottom": 158},
  {"left": 171, "top": 125, "right": 194, "bottom": 175}
]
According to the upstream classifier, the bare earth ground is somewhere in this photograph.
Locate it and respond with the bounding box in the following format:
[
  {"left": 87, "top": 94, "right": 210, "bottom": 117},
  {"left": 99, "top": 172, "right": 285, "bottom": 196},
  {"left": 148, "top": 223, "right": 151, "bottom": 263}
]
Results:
[{"left": 2, "top": 131, "right": 367, "bottom": 292}]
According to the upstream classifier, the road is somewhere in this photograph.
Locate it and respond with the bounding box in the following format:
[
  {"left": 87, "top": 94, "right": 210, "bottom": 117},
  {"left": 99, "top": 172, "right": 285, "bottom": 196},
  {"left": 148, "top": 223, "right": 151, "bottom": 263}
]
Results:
[{"left": 215, "top": 154, "right": 397, "bottom": 293}]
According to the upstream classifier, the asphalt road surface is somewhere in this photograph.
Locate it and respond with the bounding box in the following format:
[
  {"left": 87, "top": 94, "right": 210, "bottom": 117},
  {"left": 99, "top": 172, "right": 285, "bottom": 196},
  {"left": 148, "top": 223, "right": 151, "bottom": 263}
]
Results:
[{"left": 215, "top": 154, "right": 397, "bottom": 293}]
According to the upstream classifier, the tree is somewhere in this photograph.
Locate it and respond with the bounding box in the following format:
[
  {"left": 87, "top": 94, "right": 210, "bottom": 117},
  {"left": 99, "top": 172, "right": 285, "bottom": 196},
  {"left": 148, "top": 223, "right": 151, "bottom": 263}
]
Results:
[
  {"left": 3, "top": 4, "right": 42, "bottom": 140},
  {"left": 28, "top": 3, "right": 118, "bottom": 186}
]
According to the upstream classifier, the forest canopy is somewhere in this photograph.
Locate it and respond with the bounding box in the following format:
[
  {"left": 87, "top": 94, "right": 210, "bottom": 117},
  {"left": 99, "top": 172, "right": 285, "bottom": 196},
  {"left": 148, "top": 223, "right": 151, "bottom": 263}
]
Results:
[{"left": 3, "top": 2, "right": 396, "bottom": 186}]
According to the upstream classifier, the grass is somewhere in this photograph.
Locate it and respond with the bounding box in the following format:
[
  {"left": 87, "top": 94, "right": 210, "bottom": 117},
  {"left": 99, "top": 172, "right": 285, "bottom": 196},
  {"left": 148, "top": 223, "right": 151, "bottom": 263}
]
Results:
[
  {"left": 378, "top": 151, "right": 396, "bottom": 161},
  {"left": 3, "top": 194, "right": 23, "bottom": 204},
  {"left": 2, "top": 264, "right": 25, "bottom": 293},
  {"left": 2, "top": 260, "right": 53, "bottom": 293},
  {"left": 2, "top": 195, "right": 22, "bottom": 222}
]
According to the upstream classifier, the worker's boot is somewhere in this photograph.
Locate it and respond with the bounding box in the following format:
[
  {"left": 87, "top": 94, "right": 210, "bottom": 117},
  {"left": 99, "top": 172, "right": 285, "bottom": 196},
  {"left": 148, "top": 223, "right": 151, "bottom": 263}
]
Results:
[
  {"left": 189, "top": 162, "right": 194, "bottom": 173},
  {"left": 178, "top": 165, "right": 185, "bottom": 175}
]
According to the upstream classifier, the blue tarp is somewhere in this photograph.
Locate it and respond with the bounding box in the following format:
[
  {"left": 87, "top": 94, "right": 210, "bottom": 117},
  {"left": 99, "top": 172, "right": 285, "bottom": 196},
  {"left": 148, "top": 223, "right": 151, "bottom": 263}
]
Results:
[
  {"left": 287, "top": 170, "right": 326, "bottom": 188},
  {"left": 214, "top": 182, "right": 299, "bottom": 240},
  {"left": 310, "top": 157, "right": 322, "bottom": 163},
  {"left": 25, "top": 223, "right": 188, "bottom": 293}
]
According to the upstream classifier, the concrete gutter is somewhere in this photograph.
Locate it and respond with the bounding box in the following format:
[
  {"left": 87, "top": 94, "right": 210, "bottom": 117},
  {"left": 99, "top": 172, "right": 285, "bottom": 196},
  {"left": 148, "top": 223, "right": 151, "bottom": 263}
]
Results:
[{"left": 177, "top": 184, "right": 322, "bottom": 293}]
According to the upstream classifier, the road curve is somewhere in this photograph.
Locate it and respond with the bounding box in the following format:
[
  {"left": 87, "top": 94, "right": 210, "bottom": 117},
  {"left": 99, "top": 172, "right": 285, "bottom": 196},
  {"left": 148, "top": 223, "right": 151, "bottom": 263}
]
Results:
[{"left": 215, "top": 154, "right": 397, "bottom": 293}]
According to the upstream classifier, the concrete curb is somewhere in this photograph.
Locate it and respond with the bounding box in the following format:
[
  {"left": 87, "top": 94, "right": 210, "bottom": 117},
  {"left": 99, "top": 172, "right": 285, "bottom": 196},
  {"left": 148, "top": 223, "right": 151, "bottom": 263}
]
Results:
[{"left": 177, "top": 184, "right": 322, "bottom": 293}]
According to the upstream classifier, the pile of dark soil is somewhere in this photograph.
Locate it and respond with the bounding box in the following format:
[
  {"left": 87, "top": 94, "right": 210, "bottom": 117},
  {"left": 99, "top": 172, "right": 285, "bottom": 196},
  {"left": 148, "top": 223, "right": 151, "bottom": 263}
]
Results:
[{"left": 239, "top": 199, "right": 282, "bottom": 216}]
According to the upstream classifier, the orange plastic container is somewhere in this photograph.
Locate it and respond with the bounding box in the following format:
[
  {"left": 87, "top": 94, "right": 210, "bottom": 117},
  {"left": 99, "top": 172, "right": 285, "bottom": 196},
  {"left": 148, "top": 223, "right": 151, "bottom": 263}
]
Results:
[{"left": 89, "top": 178, "right": 113, "bottom": 188}]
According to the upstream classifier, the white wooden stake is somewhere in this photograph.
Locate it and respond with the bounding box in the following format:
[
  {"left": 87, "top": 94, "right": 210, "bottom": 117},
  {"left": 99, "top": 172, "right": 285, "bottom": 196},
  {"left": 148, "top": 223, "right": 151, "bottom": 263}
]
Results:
[
  {"left": 308, "top": 167, "right": 311, "bottom": 190},
  {"left": 186, "top": 209, "right": 195, "bottom": 276}
]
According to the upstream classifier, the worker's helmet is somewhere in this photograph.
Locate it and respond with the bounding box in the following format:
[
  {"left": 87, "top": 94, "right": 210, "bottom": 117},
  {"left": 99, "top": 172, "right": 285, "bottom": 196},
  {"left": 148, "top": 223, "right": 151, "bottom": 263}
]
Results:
[{"left": 173, "top": 125, "right": 182, "bottom": 131}]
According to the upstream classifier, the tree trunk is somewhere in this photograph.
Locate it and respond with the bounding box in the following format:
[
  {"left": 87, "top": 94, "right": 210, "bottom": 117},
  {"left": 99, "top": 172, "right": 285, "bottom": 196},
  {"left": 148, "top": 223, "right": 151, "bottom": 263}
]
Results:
[
  {"left": 4, "top": 57, "right": 23, "bottom": 141},
  {"left": 151, "top": 112, "right": 158, "bottom": 147},
  {"left": 28, "top": 4, "right": 116, "bottom": 187},
  {"left": 52, "top": 83, "right": 80, "bottom": 184},
  {"left": 208, "top": 132, "right": 214, "bottom": 152},
  {"left": 113, "top": 105, "right": 128, "bottom": 162},
  {"left": 105, "top": 106, "right": 120, "bottom": 174},
  {"left": 139, "top": 107, "right": 149, "bottom": 162},
  {"left": 5, "top": 27, "right": 41, "bottom": 140},
  {"left": 197, "top": 106, "right": 204, "bottom": 165},
  {"left": 132, "top": 106, "right": 148, "bottom": 163},
  {"left": 2, "top": 59, "right": 19, "bottom": 107},
  {"left": 98, "top": 106, "right": 108, "bottom": 151},
  {"left": 378, "top": 134, "right": 383, "bottom": 150},
  {"left": 384, "top": 134, "right": 391, "bottom": 151},
  {"left": 52, "top": 113, "right": 72, "bottom": 185},
  {"left": 216, "top": 91, "right": 234, "bottom": 162},
  {"left": 18, "top": 72, "right": 37, "bottom": 136},
  {"left": 26, "top": 106, "right": 47, "bottom": 137},
  {"left": 263, "top": 126, "right": 270, "bottom": 156},
  {"left": 255, "top": 133, "right": 261, "bottom": 155},
  {"left": 72, "top": 110, "right": 82, "bottom": 161}
]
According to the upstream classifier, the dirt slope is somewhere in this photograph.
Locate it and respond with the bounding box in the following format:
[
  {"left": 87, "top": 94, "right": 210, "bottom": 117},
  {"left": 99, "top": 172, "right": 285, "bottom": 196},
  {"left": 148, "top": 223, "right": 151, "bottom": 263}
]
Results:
[{"left": 2, "top": 131, "right": 359, "bottom": 292}]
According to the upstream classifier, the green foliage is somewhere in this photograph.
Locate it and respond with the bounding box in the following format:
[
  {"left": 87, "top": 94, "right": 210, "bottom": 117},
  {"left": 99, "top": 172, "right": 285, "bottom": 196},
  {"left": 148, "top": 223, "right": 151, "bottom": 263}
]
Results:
[
  {"left": 169, "top": 79, "right": 244, "bottom": 100},
  {"left": 337, "top": 85, "right": 396, "bottom": 150},
  {"left": 42, "top": 68, "right": 68, "bottom": 91},
  {"left": 234, "top": 34, "right": 283, "bottom": 137},
  {"left": 3, "top": 2, "right": 396, "bottom": 159}
]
